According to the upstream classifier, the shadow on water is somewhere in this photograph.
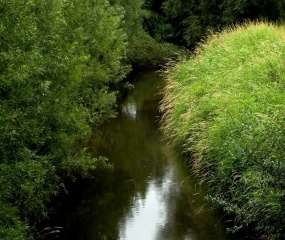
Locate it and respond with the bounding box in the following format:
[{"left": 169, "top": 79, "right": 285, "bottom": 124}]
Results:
[{"left": 41, "top": 71, "right": 233, "bottom": 240}]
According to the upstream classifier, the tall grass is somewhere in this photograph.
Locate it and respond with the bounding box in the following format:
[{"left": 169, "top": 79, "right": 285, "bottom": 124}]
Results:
[{"left": 160, "top": 22, "right": 285, "bottom": 239}]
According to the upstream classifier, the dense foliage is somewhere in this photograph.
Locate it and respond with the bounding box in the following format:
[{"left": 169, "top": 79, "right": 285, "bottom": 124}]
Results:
[
  {"left": 144, "top": 0, "right": 285, "bottom": 47},
  {"left": 160, "top": 23, "right": 285, "bottom": 239},
  {"left": 0, "top": 0, "right": 130, "bottom": 238},
  {"left": 0, "top": 0, "right": 180, "bottom": 237},
  {"left": 111, "top": 0, "right": 178, "bottom": 69}
]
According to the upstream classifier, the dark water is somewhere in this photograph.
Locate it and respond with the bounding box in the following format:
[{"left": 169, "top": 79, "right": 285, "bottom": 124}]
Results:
[{"left": 43, "top": 71, "right": 230, "bottom": 240}]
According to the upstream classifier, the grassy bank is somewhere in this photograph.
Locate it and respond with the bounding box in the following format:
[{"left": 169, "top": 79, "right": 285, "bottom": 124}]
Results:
[{"left": 160, "top": 22, "right": 285, "bottom": 239}]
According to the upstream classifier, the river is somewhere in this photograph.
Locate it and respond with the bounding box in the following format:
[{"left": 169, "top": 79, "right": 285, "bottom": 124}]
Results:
[{"left": 42, "top": 71, "right": 231, "bottom": 240}]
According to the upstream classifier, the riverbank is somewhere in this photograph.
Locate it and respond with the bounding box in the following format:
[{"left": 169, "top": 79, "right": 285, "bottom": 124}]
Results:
[{"left": 160, "top": 22, "right": 285, "bottom": 240}]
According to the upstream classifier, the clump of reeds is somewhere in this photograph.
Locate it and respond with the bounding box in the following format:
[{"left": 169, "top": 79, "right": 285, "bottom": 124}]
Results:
[{"left": 160, "top": 22, "right": 285, "bottom": 240}]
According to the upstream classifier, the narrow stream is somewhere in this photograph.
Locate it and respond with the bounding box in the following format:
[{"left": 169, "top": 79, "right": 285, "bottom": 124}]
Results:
[{"left": 44, "top": 71, "right": 230, "bottom": 240}]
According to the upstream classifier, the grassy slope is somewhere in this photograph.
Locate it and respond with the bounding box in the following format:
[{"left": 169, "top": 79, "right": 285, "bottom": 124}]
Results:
[{"left": 160, "top": 22, "right": 285, "bottom": 240}]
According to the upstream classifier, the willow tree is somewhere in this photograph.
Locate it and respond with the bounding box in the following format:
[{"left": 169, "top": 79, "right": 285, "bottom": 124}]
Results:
[{"left": 0, "top": 0, "right": 129, "bottom": 238}]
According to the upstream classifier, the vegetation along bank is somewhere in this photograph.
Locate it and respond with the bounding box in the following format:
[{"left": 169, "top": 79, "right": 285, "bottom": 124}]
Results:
[
  {"left": 160, "top": 22, "right": 285, "bottom": 240},
  {"left": 2, "top": 0, "right": 285, "bottom": 239}
]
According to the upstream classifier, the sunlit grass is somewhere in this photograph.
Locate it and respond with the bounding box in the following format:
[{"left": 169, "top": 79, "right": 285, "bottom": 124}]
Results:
[{"left": 160, "top": 22, "right": 285, "bottom": 239}]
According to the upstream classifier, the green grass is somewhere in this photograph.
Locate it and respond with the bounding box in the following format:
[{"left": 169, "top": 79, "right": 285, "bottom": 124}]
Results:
[{"left": 160, "top": 22, "right": 285, "bottom": 239}]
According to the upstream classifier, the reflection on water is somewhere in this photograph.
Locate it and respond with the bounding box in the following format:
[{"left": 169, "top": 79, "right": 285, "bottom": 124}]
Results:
[
  {"left": 122, "top": 102, "right": 137, "bottom": 119},
  {"left": 119, "top": 160, "right": 183, "bottom": 240},
  {"left": 119, "top": 181, "right": 167, "bottom": 240},
  {"left": 43, "top": 71, "right": 230, "bottom": 240}
]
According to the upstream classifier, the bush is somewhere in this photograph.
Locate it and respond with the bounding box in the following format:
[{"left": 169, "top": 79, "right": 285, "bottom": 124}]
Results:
[
  {"left": 160, "top": 22, "right": 285, "bottom": 239},
  {"left": 128, "top": 33, "right": 180, "bottom": 69}
]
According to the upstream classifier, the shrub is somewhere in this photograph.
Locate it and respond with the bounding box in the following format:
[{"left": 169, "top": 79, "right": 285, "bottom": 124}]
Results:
[{"left": 128, "top": 32, "right": 180, "bottom": 69}]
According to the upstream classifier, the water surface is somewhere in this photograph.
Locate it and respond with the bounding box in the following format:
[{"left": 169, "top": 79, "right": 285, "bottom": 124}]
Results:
[{"left": 45, "top": 71, "right": 229, "bottom": 240}]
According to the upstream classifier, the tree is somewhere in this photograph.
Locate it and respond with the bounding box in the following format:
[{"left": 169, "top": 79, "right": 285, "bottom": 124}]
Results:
[
  {"left": 147, "top": 0, "right": 285, "bottom": 47},
  {"left": 0, "top": 0, "right": 129, "bottom": 238}
]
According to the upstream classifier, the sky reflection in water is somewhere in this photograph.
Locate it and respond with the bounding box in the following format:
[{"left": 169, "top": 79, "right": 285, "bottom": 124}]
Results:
[{"left": 119, "top": 180, "right": 167, "bottom": 240}]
